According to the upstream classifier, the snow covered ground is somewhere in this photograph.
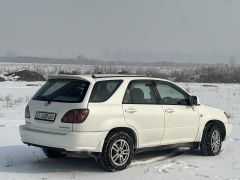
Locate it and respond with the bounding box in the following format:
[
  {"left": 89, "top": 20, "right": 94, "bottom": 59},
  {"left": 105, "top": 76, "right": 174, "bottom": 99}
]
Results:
[{"left": 0, "top": 81, "right": 239, "bottom": 180}]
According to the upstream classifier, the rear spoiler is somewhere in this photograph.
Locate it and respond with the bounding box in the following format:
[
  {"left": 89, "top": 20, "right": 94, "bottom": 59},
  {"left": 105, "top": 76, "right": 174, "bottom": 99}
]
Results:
[{"left": 47, "top": 75, "right": 95, "bottom": 83}]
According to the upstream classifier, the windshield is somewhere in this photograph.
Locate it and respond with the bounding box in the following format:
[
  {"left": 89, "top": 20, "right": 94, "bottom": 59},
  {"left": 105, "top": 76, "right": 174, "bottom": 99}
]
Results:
[{"left": 33, "top": 79, "right": 90, "bottom": 103}]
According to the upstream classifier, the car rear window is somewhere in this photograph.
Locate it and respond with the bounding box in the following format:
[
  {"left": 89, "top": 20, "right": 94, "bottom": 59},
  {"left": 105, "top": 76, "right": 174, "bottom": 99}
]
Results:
[
  {"left": 32, "top": 79, "right": 90, "bottom": 103},
  {"left": 89, "top": 80, "right": 123, "bottom": 102}
]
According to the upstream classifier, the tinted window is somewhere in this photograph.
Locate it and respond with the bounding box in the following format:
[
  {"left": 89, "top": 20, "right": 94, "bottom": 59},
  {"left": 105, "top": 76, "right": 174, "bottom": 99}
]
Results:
[
  {"left": 89, "top": 80, "right": 122, "bottom": 102},
  {"left": 123, "top": 80, "right": 157, "bottom": 104},
  {"left": 33, "top": 79, "right": 90, "bottom": 103},
  {"left": 156, "top": 82, "right": 189, "bottom": 105},
  {"left": 123, "top": 89, "right": 132, "bottom": 104}
]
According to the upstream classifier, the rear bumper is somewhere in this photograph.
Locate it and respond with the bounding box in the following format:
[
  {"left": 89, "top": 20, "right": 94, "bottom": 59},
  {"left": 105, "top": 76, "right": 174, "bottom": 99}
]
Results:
[{"left": 19, "top": 125, "right": 108, "bottom": 152}]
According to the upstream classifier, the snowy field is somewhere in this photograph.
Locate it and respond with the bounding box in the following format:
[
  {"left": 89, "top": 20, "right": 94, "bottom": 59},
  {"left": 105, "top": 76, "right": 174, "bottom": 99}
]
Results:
[{"left": 0, "top": 81, "right": 239, "bottom": 180}]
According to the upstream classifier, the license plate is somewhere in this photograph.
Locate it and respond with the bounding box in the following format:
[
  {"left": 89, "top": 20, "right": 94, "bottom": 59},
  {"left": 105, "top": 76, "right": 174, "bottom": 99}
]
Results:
[{"left": 35, "top": 112, "right": 56, "bottom": 121}]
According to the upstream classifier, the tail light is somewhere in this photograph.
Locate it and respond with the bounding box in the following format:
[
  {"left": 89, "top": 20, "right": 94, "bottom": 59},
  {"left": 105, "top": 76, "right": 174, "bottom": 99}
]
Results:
[
  {"left": 25, "top": 105, "right": 31, "bottom": 118},
  {"left": 61, "top": 109, "right": 89, "bottom": 123}
]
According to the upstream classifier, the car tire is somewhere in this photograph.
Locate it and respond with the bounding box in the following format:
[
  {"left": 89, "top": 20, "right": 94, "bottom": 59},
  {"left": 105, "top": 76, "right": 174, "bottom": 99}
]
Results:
[
  {"left": 100, "top": 131, "right": 134, "bottom": 171},
  {"left": 200, "top": 124, "right": 222, "bottom": 156},
  {"left": 42, "top": 148, "right": 67, "bottom": 158}
]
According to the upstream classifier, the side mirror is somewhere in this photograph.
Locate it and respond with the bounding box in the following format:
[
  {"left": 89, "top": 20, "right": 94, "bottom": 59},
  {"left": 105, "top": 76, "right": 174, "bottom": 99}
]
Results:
[{"left": 190, "top": 96, "right": 200, "bottom": 106}]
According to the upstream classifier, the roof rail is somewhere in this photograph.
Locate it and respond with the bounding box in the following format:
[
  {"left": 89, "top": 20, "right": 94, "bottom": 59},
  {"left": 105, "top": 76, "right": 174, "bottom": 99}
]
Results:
[{"left": 91, "top": 74, "right": 146, "bottom": 79}]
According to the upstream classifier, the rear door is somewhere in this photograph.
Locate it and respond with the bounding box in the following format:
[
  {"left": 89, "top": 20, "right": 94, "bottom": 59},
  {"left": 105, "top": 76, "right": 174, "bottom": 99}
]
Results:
[
  {"left": 122, "top": 80, "right": 164, "bottom": 148},
  {"left": 25, "top": 78, "right": 90, "bottom": 134},
  {"left": 154, "top": 81, "right": 199, "bottom": 144}
]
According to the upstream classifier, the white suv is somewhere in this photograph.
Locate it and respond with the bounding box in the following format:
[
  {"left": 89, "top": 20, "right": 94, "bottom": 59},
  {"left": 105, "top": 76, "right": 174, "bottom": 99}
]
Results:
[{"left": 19, "top": 74, "right": 232, "bottom": 171}]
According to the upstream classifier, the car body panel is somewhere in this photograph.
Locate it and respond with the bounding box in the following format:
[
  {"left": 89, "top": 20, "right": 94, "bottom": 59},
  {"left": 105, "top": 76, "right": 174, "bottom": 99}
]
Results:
[
  {"left": 194, "top": 105, "right": 230, "bottom": 141},
  {"left": 161, "top": 105, "right": 200, "bottom": 145},
  {"left": 122, "top": 104, "right": 165, "bottom": 148}
]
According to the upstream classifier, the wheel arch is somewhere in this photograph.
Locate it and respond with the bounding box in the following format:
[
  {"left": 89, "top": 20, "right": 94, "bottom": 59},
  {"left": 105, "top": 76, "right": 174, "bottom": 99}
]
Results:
[
  {"left": 196, "top": 119, "right": 226, "bottom": 142},
  {"left": 196, "top": 119, "right": 227, "bottom": 142},
  {"left": 104, "top": 127, "right": 138, "bottom": 149},
  {"left": 204, "top": 120, "right": 226, "bottom": 140}
]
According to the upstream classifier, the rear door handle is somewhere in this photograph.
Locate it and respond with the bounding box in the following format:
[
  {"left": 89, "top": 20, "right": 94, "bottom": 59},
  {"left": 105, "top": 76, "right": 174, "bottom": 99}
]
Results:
[
  {"left": 165, "top": 108, "right": 174, "bottom": 113},
  {"left": 125, "top": 108, "right": 137, "bottom": 113}
]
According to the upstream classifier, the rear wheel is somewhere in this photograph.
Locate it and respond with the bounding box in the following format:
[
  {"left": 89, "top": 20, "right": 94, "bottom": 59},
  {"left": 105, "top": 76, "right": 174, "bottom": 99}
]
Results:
[
  {"left": 42, "top": 148, "right": 67, "bottom": 158},
  {"left": 100, "top": 131, "right": 134, "bottom": 171},
  {"left": 200, "top": 124, "right": 222, "bottom": 156}
]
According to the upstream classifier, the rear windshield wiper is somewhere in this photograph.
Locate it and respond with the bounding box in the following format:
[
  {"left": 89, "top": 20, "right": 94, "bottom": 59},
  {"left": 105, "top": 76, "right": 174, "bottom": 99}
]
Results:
[{"left": 35, "top": 96, "right": 52, "bottom": 104}]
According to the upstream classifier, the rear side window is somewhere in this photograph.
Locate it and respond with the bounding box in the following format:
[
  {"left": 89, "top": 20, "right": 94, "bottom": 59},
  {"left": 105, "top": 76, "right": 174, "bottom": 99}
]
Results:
[
  {"left": 33, "top": 79, "right": 90, "bottom": 103},
  {"left": 123, "top": 80, "right": 157, "bottom": 104},
  {"left": 89, "top": 80, "right": 123, "bottom": 102}
]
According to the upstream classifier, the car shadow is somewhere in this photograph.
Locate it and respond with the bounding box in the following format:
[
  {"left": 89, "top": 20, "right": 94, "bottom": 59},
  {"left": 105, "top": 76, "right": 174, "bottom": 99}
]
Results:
[
  {"left": 0, "top": 145, "right": 103, "bottom": 174},
  {"left": 134, "top": 148, "right": 181, "bottom": 161},
  {"left": 182, "top": 149, "right": 202, "bottom": 156},
  {"left": 0, "top": 145, "right": 195, "bottom": 174}
]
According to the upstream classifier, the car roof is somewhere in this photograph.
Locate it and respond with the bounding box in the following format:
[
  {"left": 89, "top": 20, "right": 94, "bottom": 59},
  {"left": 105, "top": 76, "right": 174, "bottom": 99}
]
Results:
[{"left": 48, "top": 74, "right": 171, "bottom": 83}]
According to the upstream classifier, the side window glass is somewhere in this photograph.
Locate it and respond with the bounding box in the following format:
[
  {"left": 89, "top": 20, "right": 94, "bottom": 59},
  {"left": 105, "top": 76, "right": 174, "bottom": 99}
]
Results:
[
  {"left": 123, "top": 89, "right": 133, "bottom": 104},
  {"left": 156, "top": 82, "right": 189, "bottom": 105},
  {"left": 123, "top": 80, "right": 157, "bottom": 104},
  {"left": 90, "top": 80, "right": 122, "bottom": 102}
]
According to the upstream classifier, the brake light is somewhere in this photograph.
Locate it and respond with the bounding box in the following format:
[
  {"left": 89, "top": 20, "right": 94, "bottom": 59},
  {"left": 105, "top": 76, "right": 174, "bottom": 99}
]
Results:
[
  {"left": 61, "top": 109, "right": 89, "bottom": 123},
  {"left": 25, "top": 105, "right": 31, "bottom": 118}
]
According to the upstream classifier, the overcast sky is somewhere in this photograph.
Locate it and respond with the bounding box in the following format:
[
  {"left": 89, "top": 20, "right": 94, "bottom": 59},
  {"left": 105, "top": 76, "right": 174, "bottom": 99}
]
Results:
[{"left": 0, "top": 0, "right": 240, "bottom": 61}]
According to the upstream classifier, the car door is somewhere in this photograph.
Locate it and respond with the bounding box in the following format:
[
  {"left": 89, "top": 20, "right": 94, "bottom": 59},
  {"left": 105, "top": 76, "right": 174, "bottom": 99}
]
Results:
[
  {"left": 122, "top": 80, "right": 164, "bottom": 148},
  {"left": 154, "top": 81, "right": 200, "bottom": 145}
]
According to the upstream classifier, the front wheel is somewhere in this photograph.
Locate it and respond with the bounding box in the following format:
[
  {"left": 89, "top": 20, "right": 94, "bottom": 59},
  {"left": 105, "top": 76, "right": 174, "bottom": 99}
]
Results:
[
  {"left": 200, "top": 124, "right": 222, "bottom": 156},
  {"left": 100, "top": 131, "right": 134, "bottom": 171}
]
